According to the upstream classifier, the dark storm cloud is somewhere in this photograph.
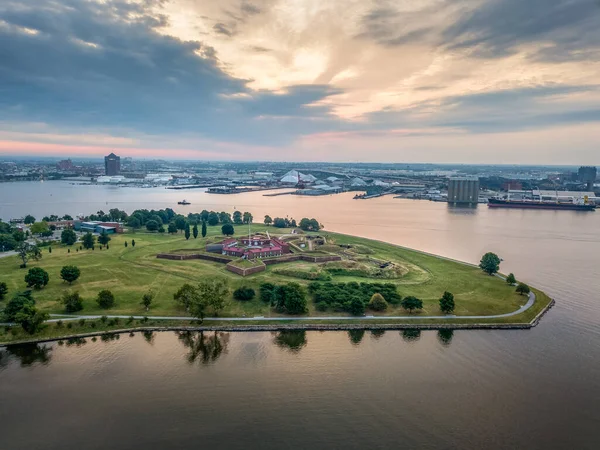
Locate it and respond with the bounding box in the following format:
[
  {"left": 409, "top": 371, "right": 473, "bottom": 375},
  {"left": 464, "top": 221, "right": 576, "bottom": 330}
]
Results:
[
  {"left": 0, "top": 0, "right": 341, "bottom": 145},
  {"left": 358, "top": 0, "right": 600, "bottom": 62},
  {"left": 443, "top": 0, "right": 600, "bottom": 61},
  {"left": 240, "top": 1, "right": 262, "bottom": 15}
]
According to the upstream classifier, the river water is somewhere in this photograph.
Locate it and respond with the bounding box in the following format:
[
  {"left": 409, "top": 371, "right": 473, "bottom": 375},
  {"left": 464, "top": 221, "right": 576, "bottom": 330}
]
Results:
[{"left": 1, "top": 181, "right": 599, "bottom": 449}]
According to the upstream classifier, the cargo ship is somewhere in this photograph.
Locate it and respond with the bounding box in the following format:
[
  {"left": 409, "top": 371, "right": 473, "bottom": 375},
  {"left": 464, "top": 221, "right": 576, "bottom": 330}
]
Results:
[{"left": 488, "top": 198, "right": 596, "bottom": 211}]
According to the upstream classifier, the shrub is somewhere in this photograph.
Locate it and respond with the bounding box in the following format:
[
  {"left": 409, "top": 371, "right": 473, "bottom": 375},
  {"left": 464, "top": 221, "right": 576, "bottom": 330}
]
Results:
[
  {"left": 233, "top": 286, "right": 256, "bottom": 301},
  {"left": 259, "top": 282, "right": 278, "bottom": 304},
  {"left": 506, "top": 273, "right": 516, "bottom": 284},
  {"left": 90, "top": 321, "right": 96, "bottom": 328},
  {"left": 127, "top": 316, "right": 134, "bottom": 324},
  {"left": 368, "top": 293, "right": 388, "bottom": 311},
  {"left": 100, "top": 315, "right": 108, "bottom": 324},
  {"left": 401, "top": 296, "right": 423, "bottom": 314},
  {"left": 97, "top": 290, "right": 115, "bottom": 309},
  {"left": 56, "top": 320, "right": 63, "bottom": 328},
  {"left": 62, "top": 291, "right": 84, "bottom": 313},
  {"left": 67, "top": 322, "right": 73, "bottom": 329},
  {"left": 0, "top": 281, "right": 8, "bottom": 301},
  {"left": 439, "top": 291, "right": 455, "bottom": 314},
  {"left": 78, "top": 318, "right": 86, "bottom": 326}
]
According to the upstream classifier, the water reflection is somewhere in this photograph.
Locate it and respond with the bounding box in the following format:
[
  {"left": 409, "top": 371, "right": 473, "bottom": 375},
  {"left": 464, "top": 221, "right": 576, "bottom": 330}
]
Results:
[
  {"left": 371, "top": 329, "right": 386, "bottom": 340},
  {"left": 3, "top": 343, "right": 52, "bottom": 367},
  {"left": 143, "top": 330, "right": 155, "bottom": 345},
  {"left": 437, "top": 329, "right": 454, "bottom": 346},
  {"left": 401, "top": 329, "right": 421, "bottom": 342},
  {"left": 273, "top": 330, "right": 307, "bottom": 353},
  {"left": 177, "top": 331, "right": 230, "bottom": 364},
  {"left": 348, "top": 329, "right": 365, "bottom": 345}
]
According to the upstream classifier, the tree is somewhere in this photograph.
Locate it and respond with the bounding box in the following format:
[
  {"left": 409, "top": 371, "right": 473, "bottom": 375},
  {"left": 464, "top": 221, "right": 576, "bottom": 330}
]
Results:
[
  {"left": 62, "top": 291, "right": 83, "bottom": 313},
  {"left": 2, "top": 291, "right": 34, "bottom": 322},
  {"left": 506, "top": 273, "right": 516, "bottom": 284},
  {"left": 15, "top": 242, "right": 42, "bottom": 268},
  {"left": 259, "top": 282, "right": 278, "bottom": 304},
  {"left": 264, "top": 215, "right": 273, "bottom": 225},
  {"left": 98, "top": 230, "right": 111, "bottom": 245},
  {"left": 25, "top": 267, "right": 49, "bottom": 289},
  {"left": 348, "top": 296, "right": 365, "bottom": 316},
  {"left": 0, "top": 281, "right": 8, "bottom": 301},
  {"left": 141, "top": 290, "right": 154, "bottom": 311},
  {"left": 439, "top": 291, "right": 455, "bottom": 314},
  {"left": 0, "top": 234, "right": 17, "bottom": 251},
  {"left": 127, "top": 217, "right": 141, "bottom": 230},
  {"left": 124, "top": 241, "right": 128, "bottom": 248},
  {"left": 82, "top": 232, "right": 95, "bottom": 249},
  {"left": 23, "top": 214, "right": 36, "bottom": 224},
  {"left": 233, "top": 286, "right": 255, "bottom": 301},
  {"left": 145, "top": 220, "right": 159, "bottom": 232},
  {"left": 96, "top": 290, "right": 115, "bottom": 308},
  {"left": 61, "top": 228, "right": 77, "bottom": 245},
  {"left": 273, "top": 217, "right": 287, "bottom": 228},
  {"left": 197, "top": 279, "right": 229, "bottom": 316},
  {"left": 30, "top": 221, "right": 50, "bottom": 235},
  {"left": 174, "top": 283, "right": 198, "bottom": 311},
  {"left": 516, "top": 283, "right": 530, "bottom": 296},
  {"left": 14, "top": 301, "right": 48, "bottom": 334},
  {"left": 368, "top": 293, "right": 388, "bottom": 311},
  {"left": 184, "top": 223, "right": 191, "bottom": 240},
  {"left": 174, "top": 216, "right": 187, "bottom": 232},
  {"left": 131, "top": 239, "right": 136, "bottom": 247},
  {"left": 201, "top": 220, "right": 207, "bottom": 237},
  {"left": 233, "top": 210, "right": 243, "bottom": 224},
  {"left": 275, "top": 283, "right": 307, "bottom": 315},
  {"left": 479, "top": 252, "right": 501, "bottom": 275},
  {"left": 192, "top": 223, "right": 198, "bottom": 239},
  {"left": 242, "top": 212, "right": 253, "bottom": 224},
  {"left": 207, "top": 212, "right": 219, "bottom": 226},
  {"left": 218, "top": 212, "right": 232, "bottom": 224},
  {"left": 299, "top": 218, "right": 320, "bottom": 231},
  {"left": 168, "top": 222, "right": 177, "bottom": 234},
  {"left": 60, "top": 265, "right": 81, "bottom": 284},
  {"left": 221, "top": 223, "right": 234, "bottom": 236},
  {"left": 401, "top": 296, "right": 423, "bottom": 314},
  {"left": 62, "top": 214, "right": 73, "bottom": 221},
  {"left": 12, "top": 230, "right": 25, "bottom": 242}
]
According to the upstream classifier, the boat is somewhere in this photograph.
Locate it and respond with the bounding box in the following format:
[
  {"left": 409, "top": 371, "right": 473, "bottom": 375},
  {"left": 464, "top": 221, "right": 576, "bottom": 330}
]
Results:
[
  {"left": 488, "top": 198, "right": 596, "bottom": 211},
  {"left": 177, "top": 200, "right": 191, "bottom": 205}
]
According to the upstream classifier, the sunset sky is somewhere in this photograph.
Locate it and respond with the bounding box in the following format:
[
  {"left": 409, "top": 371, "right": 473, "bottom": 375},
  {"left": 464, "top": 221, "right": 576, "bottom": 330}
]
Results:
[{"left": 1, "top": 0, "right": 599, "bottom": 163}]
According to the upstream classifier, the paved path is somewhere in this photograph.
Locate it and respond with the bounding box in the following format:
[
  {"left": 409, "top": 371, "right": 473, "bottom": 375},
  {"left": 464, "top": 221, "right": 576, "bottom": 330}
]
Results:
[
  {"left": 0, "top": 251, "right": 16, "bottom": 259},
  {"left": 44, "top": 292, "right": 535, "bottom": 323}
]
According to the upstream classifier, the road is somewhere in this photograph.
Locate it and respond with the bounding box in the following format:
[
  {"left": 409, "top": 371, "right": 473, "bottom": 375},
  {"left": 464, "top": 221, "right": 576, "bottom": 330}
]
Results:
[{"left": 42, "top": 292, "right": 536, "bottom": 323}]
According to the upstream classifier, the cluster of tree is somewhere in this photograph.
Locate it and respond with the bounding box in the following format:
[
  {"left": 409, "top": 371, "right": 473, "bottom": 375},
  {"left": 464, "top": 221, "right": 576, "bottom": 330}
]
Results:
[
  {"left": 505, "top": 273, "right": 530, "bottom": 296},
  {"left": 127, "top": 208, "right": 177, "bottom": 231},
  {"left": 232, "top": 211, "right": 253, "bottom": 225},
  {"left": 0, "top": 221, "right": 25, "bottom": 251},
  {"left": 308, "top": 281, "right": 402, "bottom": 315},
  {"left": 86, "top": 209, "right": 128, "bottom": 223},
  {"left": 481, "top": 256, "right": 531, "bottom": 296},
  {"left": 263, "top": 215, "right": 322, "bottom": 231},
  {"left": 271, "top": 217, "right": 297, "bottom": 228},
  {"left": 173, "top": 279, "right": 229, "bottom": 320},
  {"left": 258, "top": 282, "right": 308, "bottom": 315},
  {"left": 1, "top": 291, "right": 49, "bottom": 334},
  {"left": 298, "top": 218, "right": 321, "bottom": 231}
]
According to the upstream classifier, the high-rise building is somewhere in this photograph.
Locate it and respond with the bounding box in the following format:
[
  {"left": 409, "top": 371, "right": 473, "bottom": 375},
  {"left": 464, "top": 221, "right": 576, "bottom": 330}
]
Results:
[
  {"left": 56, "top": 159, "right": 74, "bottom": 171},
  {"left": 578, "top": 166, "right": 597, "bottom": 191},
  {"left": 104, "top": 153, "right": 121, "bottom": 176},
  {"left": 448, "top": 176, "right": 480, "bottom": 205}
]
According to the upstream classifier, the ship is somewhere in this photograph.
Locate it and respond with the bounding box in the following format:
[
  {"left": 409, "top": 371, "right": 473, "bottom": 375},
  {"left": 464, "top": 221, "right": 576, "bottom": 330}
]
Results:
[
  {"left": 488, "top": 198, "right": 596, "bottom": 211},
  {"left": 177, "top": 200, "right": 191, "bottom": 205}
]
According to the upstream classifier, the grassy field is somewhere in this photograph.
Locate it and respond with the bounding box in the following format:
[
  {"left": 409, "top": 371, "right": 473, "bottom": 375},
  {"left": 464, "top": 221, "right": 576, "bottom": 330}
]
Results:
[{"left": 0, "top": 225, "right": 552, "bottom": 325}]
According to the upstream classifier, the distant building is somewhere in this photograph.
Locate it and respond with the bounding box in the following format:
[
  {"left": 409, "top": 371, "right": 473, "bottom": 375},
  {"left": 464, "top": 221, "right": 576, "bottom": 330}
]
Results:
[
  {"left": 73, "top": 220, "right": 123, "bottom": 234},
  {"left": 104, "top": 153, "right": 121, "bottom": 176},
  {"left": 448, "top": 176, "right": 480, "bottom": 205},
  {"left": 56, "top": 159, "right": 74, "bottom": 171},
  {"left": 502, "top": 180, "right": 523, "bottom": 191},
  {"left": 578, "top": 166, "right": 597, "bottom": 191},
  {"left": 208, "top": 235, "right": 290, "bottom": 259}
]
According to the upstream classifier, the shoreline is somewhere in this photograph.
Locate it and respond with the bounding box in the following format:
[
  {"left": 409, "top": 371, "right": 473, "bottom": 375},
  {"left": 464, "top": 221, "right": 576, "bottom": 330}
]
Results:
[{"left": 0, "top": 299, "right": 555, "bottom": 347}]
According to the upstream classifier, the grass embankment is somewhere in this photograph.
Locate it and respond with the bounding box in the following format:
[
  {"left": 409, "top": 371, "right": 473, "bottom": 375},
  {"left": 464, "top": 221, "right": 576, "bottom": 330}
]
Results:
[{"left": 0, "top": 225, "right": 552, "bottom": 341}]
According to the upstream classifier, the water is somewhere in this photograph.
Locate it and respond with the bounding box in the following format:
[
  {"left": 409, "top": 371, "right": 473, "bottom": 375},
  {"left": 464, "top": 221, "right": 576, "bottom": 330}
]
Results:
[{"left": 1, "top": 181, "right": 600, "bottom": 449}]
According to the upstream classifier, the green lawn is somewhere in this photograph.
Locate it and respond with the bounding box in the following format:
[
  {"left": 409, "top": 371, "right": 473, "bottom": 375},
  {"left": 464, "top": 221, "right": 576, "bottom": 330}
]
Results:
[{"left": 0, "top": 225, "right": 551, "bottom": 324}]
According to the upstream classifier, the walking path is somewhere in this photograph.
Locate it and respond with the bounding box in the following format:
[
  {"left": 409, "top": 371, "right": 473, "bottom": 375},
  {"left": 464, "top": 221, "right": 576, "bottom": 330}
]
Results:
[{"left": 44, "top": 292, "right": 535, "bottom": 323}]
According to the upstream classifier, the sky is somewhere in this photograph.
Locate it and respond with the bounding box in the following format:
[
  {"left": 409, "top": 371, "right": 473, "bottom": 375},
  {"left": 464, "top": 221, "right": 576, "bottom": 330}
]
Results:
[{"left": 1, "top": 0, "right": 599, "bottom": 163}]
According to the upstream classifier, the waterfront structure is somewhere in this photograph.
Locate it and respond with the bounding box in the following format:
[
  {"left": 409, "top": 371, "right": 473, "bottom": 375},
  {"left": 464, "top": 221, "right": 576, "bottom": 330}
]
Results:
[
  {"left": 104, "top": 153, "right": 121, "bottom": 176},
  {"left": 448, "top": 176, "right": 480, "bottom": 205},
  {"left": 208, "top": 234, "right": 290, "bottom": 259}
]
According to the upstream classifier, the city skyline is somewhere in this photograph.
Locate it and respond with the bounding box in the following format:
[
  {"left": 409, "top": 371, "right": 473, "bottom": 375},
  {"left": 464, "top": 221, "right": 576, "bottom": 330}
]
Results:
[{"left": 1, "top": 0, "right": 599, "bottom": 164}]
